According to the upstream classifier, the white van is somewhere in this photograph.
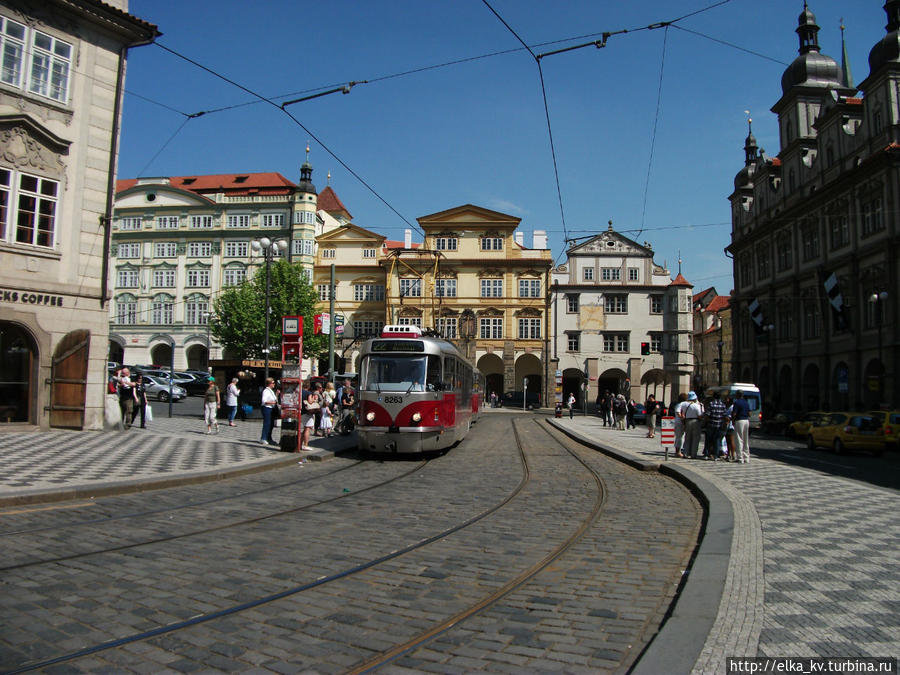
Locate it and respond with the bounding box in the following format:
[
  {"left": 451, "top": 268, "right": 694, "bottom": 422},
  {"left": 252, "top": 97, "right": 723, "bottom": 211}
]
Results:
[{"left": 703, "top": 382, "right": 762, "bottom": 429}]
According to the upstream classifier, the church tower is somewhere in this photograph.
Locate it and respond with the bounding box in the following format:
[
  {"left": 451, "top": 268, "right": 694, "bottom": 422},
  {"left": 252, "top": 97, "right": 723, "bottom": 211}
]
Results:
[
  {"left": 291, "top": 146, "right": 319, "bottom": 277},
  {"left": 857, "top": 0, "right": 900, "bottom": 141}
]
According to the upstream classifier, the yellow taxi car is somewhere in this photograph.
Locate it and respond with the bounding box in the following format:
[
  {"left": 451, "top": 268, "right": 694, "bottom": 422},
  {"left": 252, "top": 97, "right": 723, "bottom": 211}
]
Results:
[
  {"left": 786, "top": 411, "right": 828, "bottom": 439},
  {"left": 806, "top": 412, "right": 885, "bottom": 456},
  {"left": 867, "top": 410, "right": 900, "bottom": 451}
]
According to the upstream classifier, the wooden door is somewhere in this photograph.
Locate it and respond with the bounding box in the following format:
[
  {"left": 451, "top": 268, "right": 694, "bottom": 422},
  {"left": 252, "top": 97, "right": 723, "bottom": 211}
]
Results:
[{"left": 50, "top": 329, "right": 89, "bottom": 429}]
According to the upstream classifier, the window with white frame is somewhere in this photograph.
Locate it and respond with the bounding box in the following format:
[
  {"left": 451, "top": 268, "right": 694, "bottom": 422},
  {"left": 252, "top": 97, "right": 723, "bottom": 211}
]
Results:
[
  {"left": 294, "top": 210, "right": 315, "bottom": 225},
  {"left": 604, "top": 294, "right": 627, "bottom": 313},
  {"left": 118, "top": 217, "right": 142, "bottom": 231},
  {"left": 189, "top": 215, "right": 213, "bottom": 229},
  {"left": 226, "top": 214, "right": 251, "bottom": 228},
  {"left": 399, "top": 278, "right": 421, "bottom": 297},
  {"left": 583, "top": 267, "right": 594, "bottom": 281},
  {"left": 316, "top": 283, "right": 332, "bottom": 301},
  {"left": 151, "top": 299, "right": 174, "bottom": 325},
  {"left": 601, "top": 267, "right": 621, "bottom": 281},
  {"left": 566, "top": 295, "right": 579, "bottom": 313},
  {"left": 186, "top": 268, "right": 209, "bottom": 287},
  {"left": 154, "top": 242, "right": 177, "bottom": 258},
  {"left": 362, "top": 248, "right": 376, "bottom": 258},
  {"left": 302, "top": 268, "right": 312, "bottom": 282},
  {"left": 155, "top": 216, "right": 179, "bottom": 230},
  {"left": 436, "top": 317, "right": 457, "bottom": 339},
  {"left": 354, "top": 283, "right": 385, "bottom": 301},
  {"left": 188, "top": 241, "right": 211, "bottom": 257},
  {"left": 0, "top": 169, "right": 58, "bottom": 247},
  {"left": 116, "top": 268, "right": 139, "bottom": 288},
  {"left": 567, "top": 332, "right": 580, "bottom": 351},
  {"left": 352, "top": 320, "right": 383, "bottom": 337},
  {"left": 435, "top": 237, "right": 457, "bottom": 251},
  {"left": 115, "top": 298, "right": 137, "bottom": 325},
  {"left": 603, "top": 333, "right": 629, "bottom": 352},
  {"left": 397, "top": 316, "right": 422, "bottom": 327},
  {"left": 436, "top": 279, "right": 457, "bottom": 298},
  {"left": 0, "top": 17, "right": 72, "bottom": 103},
  {"left": 861, "top": 197, "right": 884, "bottom": 237},
  {"left": 224, "top": 241, "right": 248, "bottom": 258},
  {"left": 321, "top": 248, "right": 336, "bottom": 259},
  {"left": 261, "top": 213, "right": 284, "bottom": 228},
  {"left": 518, "top": 279, "right": 540, "bottom": 297},
  {"left": 650, "top": 295, "right": 663, "bottom": 314},
  {"left": 117, "top": 243, "right": 140, "bottom": 259},
  {"left": 650, "top": 333, "right": 663, "bottom": 353},
  {"left": 185, "top": 299, "right": 209, "bottom": 325},
  {"left": 479, "top": 317, "right": 503, "bottom": 339},
  {"left": 518, "top": 317, "right": 541, "bottom": 339},
  {"left": 223, "top": 267, "right": 246, "bottom": 286},
  {"left": 480, "top": 236, "right": 502, "bottom": 250},
  {"left": 628, "top": 268, "right": 639, "bottom": 281},
  {"left": 152, "top": 268, "right": 176, "bottom": 288},
  {"left": 291, "top": 239, "right": 303, "bottom": 257},
  {"left": 303, "top": 239, "right": 314, "bottom": 255},
  {"left": 480, "top": 278, "right": 503, "bottom": 297}
]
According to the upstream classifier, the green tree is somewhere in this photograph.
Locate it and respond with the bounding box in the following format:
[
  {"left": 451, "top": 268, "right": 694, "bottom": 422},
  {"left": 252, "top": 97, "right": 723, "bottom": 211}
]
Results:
[{"left": 210, "top": 260, "right": 326, "bottom": 360}]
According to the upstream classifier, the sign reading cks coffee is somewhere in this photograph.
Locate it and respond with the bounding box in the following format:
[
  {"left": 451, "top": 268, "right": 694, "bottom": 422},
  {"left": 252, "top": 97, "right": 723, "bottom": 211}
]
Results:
[{"left": 1, "top": 289, "right": 65, "bottom": 306}]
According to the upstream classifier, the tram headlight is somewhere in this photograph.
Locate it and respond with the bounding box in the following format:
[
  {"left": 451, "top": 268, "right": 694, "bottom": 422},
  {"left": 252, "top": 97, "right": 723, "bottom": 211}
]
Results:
[
  {"left": 411, "top": 412, "right": 422, "bottom": 423},
  {"left": 366, "top": 411, "right": 376, "bottom": 422}
]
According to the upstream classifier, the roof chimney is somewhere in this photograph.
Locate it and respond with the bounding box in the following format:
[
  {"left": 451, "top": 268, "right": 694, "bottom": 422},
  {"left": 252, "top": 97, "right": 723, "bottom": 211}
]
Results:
[
  {"left": 514, "top": 231, "right": 524, "bottom": 246},
  {"left": 404, "top": 229, "right": 412, "bottom": 248},
  {"left": 533, "top": 230, "right": 547, "bottom": 249}
]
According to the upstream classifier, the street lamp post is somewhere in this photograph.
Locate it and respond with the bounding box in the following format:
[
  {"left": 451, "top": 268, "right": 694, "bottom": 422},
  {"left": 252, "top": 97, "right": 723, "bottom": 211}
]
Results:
[
  {"left": 870, "top": 291, "right": 888, "bottom": 403},
  {"left": 251, "top": 237, "right": 288, "bottom": 382},
  {"left": 717, "top": 339, "right": 724, "bottom": 386}
]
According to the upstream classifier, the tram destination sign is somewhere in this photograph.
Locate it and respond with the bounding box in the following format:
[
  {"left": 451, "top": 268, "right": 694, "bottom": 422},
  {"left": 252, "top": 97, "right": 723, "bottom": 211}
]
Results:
[{"left": 371, "top": 339, "right": 425, "bottom": 352}]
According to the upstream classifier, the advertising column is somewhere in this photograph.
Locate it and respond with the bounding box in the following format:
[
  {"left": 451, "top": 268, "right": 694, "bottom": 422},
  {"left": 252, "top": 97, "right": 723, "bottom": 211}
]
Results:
[{"left": 279, "top": 316, "right": 303, "bottom": 452}]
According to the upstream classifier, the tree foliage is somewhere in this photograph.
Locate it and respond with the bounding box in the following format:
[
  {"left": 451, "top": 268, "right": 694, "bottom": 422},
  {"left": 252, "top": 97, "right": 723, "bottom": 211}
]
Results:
[{"left": 210, "top": 260, "right": 326, "bottom": 360}]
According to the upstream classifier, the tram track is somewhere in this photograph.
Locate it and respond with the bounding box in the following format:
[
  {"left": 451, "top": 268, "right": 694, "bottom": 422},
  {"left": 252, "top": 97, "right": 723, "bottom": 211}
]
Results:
[
  {"left": 0, "top": 415, "right": 699, "bottom": 674},
  {"left": 0, "top": 459, "right": 428, "bottom": 571}
]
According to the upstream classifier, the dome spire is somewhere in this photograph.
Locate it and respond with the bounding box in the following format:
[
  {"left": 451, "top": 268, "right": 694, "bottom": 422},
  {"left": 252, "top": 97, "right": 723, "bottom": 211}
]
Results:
[
  {"left": 743, "top": 111, "right": 758, "bottom": 166},
  {"left": 298, "top": 142, "right": 316, "bottom": 194},
  {"left": 797, "top": 2, "right": 821, "bottom": 55}
]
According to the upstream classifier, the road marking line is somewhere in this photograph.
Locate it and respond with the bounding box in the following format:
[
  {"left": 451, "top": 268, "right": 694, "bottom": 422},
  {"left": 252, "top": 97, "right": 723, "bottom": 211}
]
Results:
[{"left": 781, "top": 454, "right": 855, "bottom": 469}]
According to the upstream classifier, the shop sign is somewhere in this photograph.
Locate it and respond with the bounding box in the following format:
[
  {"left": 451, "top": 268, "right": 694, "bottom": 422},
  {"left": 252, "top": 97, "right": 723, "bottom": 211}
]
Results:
[{"left": 1, "top": 289, "right": 65, "bottom": 306}]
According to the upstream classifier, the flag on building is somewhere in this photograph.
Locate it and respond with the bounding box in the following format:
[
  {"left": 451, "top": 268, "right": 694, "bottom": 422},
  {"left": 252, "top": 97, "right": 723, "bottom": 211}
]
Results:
[{"left": 823, "top": 272, "right": 850, "bottom": 331}]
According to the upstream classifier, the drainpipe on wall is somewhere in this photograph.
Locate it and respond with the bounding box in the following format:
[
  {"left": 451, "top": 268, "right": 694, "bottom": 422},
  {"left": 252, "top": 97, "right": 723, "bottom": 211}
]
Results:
[{"left": 100, "top": 34, "right": 158, "bottom": 307}]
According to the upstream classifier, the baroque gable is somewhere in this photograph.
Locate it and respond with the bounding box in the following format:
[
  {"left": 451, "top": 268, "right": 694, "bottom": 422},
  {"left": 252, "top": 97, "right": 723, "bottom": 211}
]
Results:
[
  {"left": 568, "top": 231, "right": 652, "bottom": 258},
  {"left": 0, "top": 115, "right": 69, "bottom": 177}
]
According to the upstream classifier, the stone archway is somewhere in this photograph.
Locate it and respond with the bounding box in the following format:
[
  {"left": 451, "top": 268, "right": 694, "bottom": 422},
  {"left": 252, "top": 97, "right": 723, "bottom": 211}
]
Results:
[
  {"left": 477, "top": 353, "right": 504, "bottom": 399},
  {"left": 186, "top": 344, "right": 208, "bottom": 371},
  {"left": 562, "top": 368, "right": 585, "bottom": 407},
  {"left": 150, "top": 343, "right": 173, "bottom": 368},
  {"left": 640, "top": 368, "right": 667, "bottom": 403},
  {"left": 515, "top": 353, "right": 542, "bottom": 403},
  {"left": 831, "top": 361, "right": 851, "bottom": 411},
  {"left": 863, "top": 358, "right": 883, "bottom": 409},
  {"left": 108, "top": 337, "right": 125, "bottom": 366},
  {"left": 777, "top": 364, "right": 793, "bottom": 411},
  {"left": 0, "top": 321, "right": 38, "bottom": 424},
  {"left": 599, "top": 368, "right": 628, "bottom": 398}
]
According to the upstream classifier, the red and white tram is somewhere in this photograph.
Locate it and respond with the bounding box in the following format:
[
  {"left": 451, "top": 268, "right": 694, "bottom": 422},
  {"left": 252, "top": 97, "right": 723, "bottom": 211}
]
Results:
[{"left": 357, "top": 325, "right": 484, "bottom": 454}]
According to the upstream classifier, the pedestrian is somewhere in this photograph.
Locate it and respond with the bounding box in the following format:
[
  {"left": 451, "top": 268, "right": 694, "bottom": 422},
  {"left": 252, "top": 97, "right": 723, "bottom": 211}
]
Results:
[
  {"left": 260, "top": 377, "right": 278, "bottom": 445},
  {"left": 704, "top": 389, "right": 727, "bottom": 460},
  {"left": 599, "top": 391, "right": 612, "bottom": 426},
  {"left": 645, "top": 394, "right": 661, "bottom": 438},
  {"left": 131, "top": 374, "right": 148, "bottom": 429},
  {"left": 672, "top": 392, "right": 689, "bottom": 457},
  {"left": 117, "top": 367, "right": 136, "bottom": 429},
  {"left": 614, "top": 394, "right": 627, "bottom": 430},
  {"left": 301, "top": 383, "right": 319, "bottom": 450},
  {"left": 335, "top": 378, "right": 351, "bottom": 425},
  {"left": 732, "top": 389, "right": 752, "bottom": 463},
  {"left": 320, "top": 401, "right": 334, "bottom": 437},
  {"left": 567, "top": 392, "right": 576, "bottom": 418},
  {"left": 323, "top": 381, "right": 337, "bottom": 415},
  {"left": 682, "top": 391, "right": 704, "bottom": 459},
  {"left": 490, "top": 391, "right": 497, "bottom": 408},
  {"left": 626, "top": 398, "right": 636, "bottom": 429},
  {"left": 225, "top": 377, "right": 240, "bottom": 426},
  {"left": 724, "top": 396, "right": 737, "bottom": 461},
  {"left": 204, "top": 376, "right": 220, "bottom": 434},
  {"left": 313, "top": 382, "right": 326, "bottom": 436}
]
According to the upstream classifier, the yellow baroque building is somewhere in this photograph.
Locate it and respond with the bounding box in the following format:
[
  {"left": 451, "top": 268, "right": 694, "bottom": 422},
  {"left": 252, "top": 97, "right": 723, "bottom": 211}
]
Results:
[{"left": 381, "top": 205, "right": 553, "bottom": 401}]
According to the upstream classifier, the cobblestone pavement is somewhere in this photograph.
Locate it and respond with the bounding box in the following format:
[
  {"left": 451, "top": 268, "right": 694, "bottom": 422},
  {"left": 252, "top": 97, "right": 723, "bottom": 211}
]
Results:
[
  {"left": 553, "top": 415, "right": 900, "bottom": 673},
  {"left": 0, "top": 414, "right": 701, "bottom": 673}
]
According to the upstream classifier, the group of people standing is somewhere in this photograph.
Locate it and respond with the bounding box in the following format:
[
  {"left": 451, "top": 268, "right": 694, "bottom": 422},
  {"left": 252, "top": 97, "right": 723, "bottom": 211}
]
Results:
[
  {"left": 111, "top": 367, "right": 148, "bottom": 430},
  {"left": 298, "top": 379, "right": 355, "bottom": 451},
  {"left": 593, "top": 391, "right": 642, "bottom": 431},
  {"left": 671, "top": 389, "right": 752, "bottom": 462}
]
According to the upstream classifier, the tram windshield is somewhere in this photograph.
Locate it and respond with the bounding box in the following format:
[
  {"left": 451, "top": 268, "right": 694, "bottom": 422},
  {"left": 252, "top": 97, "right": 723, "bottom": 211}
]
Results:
[{"left": 360, "top": 355, "right": 442, "bottom": 392}]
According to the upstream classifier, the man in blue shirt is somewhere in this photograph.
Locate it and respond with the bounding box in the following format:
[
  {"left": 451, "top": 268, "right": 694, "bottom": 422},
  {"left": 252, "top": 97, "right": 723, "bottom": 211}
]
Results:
[
  {"left": 704, "top": 390, "right": 727, "bottom": 460},
  {"left": 731, "top": 390, "right": 751, "bottom": 463}
]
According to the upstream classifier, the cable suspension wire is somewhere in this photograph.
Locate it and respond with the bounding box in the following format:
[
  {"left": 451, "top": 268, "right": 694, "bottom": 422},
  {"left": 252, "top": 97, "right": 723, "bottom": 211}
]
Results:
[
  {"left": 637, "top": 25, "right": 669, "bottom": 239},
  {"left": 135, "top": 116, "right": 193, "bottom": 178},
  {"left": 152, "top": 42, "right": 425, "bottom": 239}
]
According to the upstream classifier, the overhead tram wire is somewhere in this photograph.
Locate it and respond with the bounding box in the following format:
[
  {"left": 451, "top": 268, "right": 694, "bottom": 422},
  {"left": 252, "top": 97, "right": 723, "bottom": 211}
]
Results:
[
  {"left": 637, "top": 25, "right": 669, "bottom": 240},
  {"left": 480, "top": 0, "right": 570, "bottom": 243},
  {"left": 151, "top": 41, "right": 426, "bottom": 240}
]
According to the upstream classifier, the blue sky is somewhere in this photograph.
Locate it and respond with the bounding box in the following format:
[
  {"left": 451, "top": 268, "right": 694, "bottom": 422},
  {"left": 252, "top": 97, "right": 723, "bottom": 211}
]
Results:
[{"left": 119, "top": 1, "right": 889, "bottom": 294}]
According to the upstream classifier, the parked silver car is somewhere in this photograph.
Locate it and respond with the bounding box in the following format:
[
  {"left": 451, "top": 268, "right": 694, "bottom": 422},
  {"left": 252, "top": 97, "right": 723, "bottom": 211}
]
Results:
[{"left": 143, "top": 375, "right": 186, "bottom": 402}]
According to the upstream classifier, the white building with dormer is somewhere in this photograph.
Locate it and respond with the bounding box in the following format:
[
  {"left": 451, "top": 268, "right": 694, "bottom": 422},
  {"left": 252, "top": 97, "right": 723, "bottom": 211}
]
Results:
[{"left": 550, "top": 223, "right": 694, "bottom": 408}]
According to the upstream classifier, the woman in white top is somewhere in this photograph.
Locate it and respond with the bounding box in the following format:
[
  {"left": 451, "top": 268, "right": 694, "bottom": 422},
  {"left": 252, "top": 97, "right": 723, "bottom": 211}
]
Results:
[
  {"left": 225, "top": 378, "right": 240, "bottom": 426},
  {"left": 260, "top": 378, "right": 278, "bottom": 445}
]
